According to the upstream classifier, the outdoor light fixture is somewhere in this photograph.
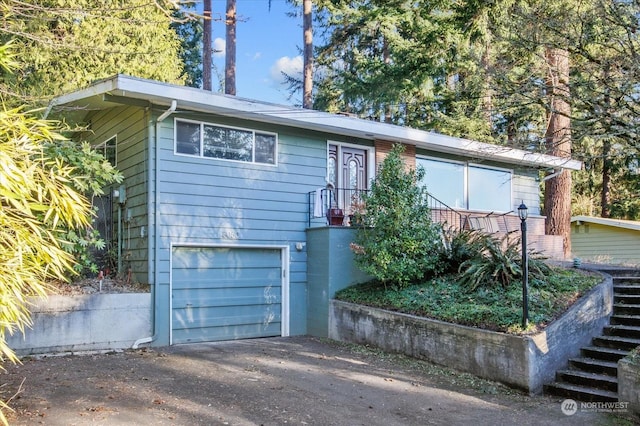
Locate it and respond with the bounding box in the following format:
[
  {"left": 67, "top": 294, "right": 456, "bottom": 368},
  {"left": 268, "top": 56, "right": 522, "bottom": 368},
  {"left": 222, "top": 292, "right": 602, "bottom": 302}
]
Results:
[
  {"left": 518, "top": 201, "right": 529, "bottom": 328},
  {"left": 518, "top": 201, "right": 529, "bottom": 221}
]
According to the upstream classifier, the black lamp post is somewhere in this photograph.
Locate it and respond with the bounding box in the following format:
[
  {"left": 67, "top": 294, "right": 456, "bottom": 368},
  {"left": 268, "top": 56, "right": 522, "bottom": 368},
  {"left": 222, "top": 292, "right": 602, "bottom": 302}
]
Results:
[{"left": 518, "top": 202, "right": 529, "bottom": 328}]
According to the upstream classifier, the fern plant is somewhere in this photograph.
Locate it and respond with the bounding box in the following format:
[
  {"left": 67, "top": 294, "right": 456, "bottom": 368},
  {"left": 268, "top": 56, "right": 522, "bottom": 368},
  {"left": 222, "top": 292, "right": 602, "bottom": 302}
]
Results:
[{"left": 458, "top": 233, "right": 551, "bottom": 292}]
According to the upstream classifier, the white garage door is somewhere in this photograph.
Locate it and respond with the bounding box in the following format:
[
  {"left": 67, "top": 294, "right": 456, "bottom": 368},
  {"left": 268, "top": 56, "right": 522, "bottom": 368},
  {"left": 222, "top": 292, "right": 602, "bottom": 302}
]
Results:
[{"left": 171, "top": 246, "right": 283, "bottom": 344}]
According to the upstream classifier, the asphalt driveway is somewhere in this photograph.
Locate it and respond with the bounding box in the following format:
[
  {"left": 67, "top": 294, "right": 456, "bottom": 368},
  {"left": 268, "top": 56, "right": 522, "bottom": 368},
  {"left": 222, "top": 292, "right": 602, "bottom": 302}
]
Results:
[{"left": 0, "top": 337, "right": 626, "bottom": 425}]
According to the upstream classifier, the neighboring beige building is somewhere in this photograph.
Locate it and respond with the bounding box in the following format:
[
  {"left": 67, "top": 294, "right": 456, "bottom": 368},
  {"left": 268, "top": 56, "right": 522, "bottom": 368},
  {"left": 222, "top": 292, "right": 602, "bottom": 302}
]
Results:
[{"left": 571, "top": 215, "right": 640, "bottom": 265}]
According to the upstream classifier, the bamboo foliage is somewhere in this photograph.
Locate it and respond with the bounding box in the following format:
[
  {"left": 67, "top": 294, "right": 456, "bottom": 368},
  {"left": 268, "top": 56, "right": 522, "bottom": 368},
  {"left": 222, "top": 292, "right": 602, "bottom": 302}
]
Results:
[
  {"left": 0, "top": 105, "right": 91, "bottom": 361},
  {"left": 0, "top": 103, "right": 93, "bottom": 424}
]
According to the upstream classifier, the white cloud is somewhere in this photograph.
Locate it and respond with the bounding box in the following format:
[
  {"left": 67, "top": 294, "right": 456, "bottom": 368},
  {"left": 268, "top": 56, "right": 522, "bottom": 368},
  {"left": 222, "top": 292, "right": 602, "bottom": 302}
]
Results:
[
  {"left": 269, "top": 56, "right": 303, "bottom": 86},
  {"left": 213, "top": 38, "right": 225, "bottom": 57}
]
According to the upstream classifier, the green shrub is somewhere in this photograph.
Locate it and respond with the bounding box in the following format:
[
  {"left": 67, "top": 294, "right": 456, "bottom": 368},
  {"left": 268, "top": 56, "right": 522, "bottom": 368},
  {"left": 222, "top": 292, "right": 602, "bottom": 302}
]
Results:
[
  {"left": 44, "top": 140, "right": 123, "bottom": 279},
  {"left": 335, "top": 267, "right": 601, "bottom": 333},
  {"left": 439, "top": 228, "right": 488, "bottom": 273},
  {"left": 351, "top": 144, "right": 444, "bottom": 288},
  {"left": 457, "top": 232, "right": 552, "bottom": 291}
]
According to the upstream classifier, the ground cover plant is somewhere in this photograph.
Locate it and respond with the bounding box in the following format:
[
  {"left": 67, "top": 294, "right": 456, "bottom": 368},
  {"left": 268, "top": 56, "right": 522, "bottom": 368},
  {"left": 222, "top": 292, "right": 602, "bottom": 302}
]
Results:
[
  {"left": 345, "top": 144, "right": 603, "bottom": 334},
  {"left": 334, "top": 266, "right": 601, "bottom": 334}
]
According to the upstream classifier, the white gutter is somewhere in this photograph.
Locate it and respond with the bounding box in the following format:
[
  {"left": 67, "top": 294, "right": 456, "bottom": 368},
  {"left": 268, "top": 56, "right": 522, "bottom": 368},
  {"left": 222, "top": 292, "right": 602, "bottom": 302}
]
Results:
[
  {"left": 49, "top": 74, "right": 583, "bottom": 171},
  {"left": 132, "top": 101, "right": 177, "bottom": 349},
  {"left": 542, "top": 169, "right": 563, "bottom": 181},
  {"left": 157, "top": 100, "right": 177, "bottom": 122}
]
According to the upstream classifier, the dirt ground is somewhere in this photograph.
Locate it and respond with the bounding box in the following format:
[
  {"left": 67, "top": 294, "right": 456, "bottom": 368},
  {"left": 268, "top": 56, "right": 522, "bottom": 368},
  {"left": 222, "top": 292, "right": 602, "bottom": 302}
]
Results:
[
  {"left": 49, "top": 277, "right": 150, "bottom": 296},
  {"left": 0, "top": 337, "right": 632, "bottom": 426}
]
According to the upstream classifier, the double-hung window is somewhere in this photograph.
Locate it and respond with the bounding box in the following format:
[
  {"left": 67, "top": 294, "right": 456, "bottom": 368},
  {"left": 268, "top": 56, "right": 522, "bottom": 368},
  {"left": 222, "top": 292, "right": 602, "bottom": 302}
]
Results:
[{"left": 175, "top": 119, "right": 277, "bottom": 165}]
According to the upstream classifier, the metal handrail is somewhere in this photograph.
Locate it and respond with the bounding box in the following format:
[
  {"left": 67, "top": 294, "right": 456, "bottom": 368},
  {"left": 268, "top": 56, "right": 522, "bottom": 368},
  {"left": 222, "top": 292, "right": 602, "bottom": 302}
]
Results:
[
  {"left": 425, "top": 193, "right": 466, "bottom": 230},
  {"left": 308, "top": 187, "right": 369, "bottom": 227},
  {"left": 308, "top": 188, "right": 467, "bottom": 228}
]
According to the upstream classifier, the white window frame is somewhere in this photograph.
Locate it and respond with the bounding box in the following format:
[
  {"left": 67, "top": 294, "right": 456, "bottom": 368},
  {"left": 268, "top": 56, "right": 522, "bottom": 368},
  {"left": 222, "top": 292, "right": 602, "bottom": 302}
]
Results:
[
  {"left": 326, "top": 141, "right": 375, "bottom": 189},
  {"left": 467, "top": 163, "right": 513, "bottom": 212},
  {"left": 174, "top": 118, "right": 278, "bottom": 166},
  {"left": 417, "top": 156, "right": 513, "bottom": 213},
  {"left": 95, "top": 135, "right": 117, "bottom": 167}
]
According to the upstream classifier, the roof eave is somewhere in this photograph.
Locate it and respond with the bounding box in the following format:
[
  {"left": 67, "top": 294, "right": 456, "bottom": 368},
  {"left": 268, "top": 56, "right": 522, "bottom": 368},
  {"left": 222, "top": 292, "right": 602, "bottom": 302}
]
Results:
[
  {"left": 48, "top": 74, "right": 582, "bottom": 171},
  {"left": 572, "top": 215, "right": 640, "bottom": 232}
]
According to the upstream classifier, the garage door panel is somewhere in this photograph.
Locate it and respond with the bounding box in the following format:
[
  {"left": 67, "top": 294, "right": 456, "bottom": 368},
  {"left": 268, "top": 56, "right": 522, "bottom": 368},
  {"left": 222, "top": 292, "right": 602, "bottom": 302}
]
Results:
[
  {"left": 173, "top": 305, "right": 281, "bottom": 329},
  {"left": 172, "top": 283, "right": 281, "bottom": 307},
  {"left": 172, "top": 321, "right": 282, "bottom": 344},
  {"left": 173, "top": 247, "right": 281, "bottom": 268},
  {"left": 172, "top": 293, "right": 282, "bottom": 309},
  {"left": 172, "top": 270, "right": 282, "bottom": 290},
  {"left": 171, "top": 247, "right": 283, "bottom": 344}
]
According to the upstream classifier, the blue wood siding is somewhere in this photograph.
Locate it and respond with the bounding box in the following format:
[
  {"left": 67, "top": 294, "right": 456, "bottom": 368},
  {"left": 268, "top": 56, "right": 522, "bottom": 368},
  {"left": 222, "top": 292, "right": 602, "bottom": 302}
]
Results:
[
  {"left": 172, "top": 246, "right": 282, "bottom": 343},
  {"left": 81, "top": 106, "right": 549, "bottom": 347},
  {"left": 81, "top": 106, "right": 150, "bottom": 283},
  {"left": 153, "top": 114, "right": 330, "bottom": 345}
]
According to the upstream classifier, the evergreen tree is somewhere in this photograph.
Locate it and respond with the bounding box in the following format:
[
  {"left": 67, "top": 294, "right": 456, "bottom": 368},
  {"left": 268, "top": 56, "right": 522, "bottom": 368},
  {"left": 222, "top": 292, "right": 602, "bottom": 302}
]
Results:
[
  {"left": 312, "top": 0, "right": 640, "bottom": 230},
  {"left": 352, "top": 144, "right": 444, "bottom": 288},
  {"left": 0, "top": 0, "right": 185, "bottom": 105},
  {"left": 172, "top": 4, "right": 203, "bottom": 88}
]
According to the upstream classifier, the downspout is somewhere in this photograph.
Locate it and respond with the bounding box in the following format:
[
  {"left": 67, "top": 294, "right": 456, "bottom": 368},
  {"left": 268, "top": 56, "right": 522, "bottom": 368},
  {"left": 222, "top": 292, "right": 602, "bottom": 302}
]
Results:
[
  {"left": 133, "top": 101, "right": 177, "bottom": 349},
  {"left": 542, "top": 169, "right": 563, "bottom": 182}
]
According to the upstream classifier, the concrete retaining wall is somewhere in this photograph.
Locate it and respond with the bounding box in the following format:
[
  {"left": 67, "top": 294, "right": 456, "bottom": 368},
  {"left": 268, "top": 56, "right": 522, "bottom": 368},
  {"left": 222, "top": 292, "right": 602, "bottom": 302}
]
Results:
[
  {"left": 329, "top": 276, "right": 612, "bottom": 394},
  {"left": 7, "top": 293, "right": 151, "bottom": 356},
  {"left": 618, "top": 356, "right": 640, "bottom": 417}
]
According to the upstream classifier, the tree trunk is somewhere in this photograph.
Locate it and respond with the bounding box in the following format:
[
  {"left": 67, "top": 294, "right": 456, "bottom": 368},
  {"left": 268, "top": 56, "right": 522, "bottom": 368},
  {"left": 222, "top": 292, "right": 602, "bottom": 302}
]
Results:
[
  {"left": 203, "top": 0, "right": 212, "bottom": 91},
  {"left": 601, "top": 69, "right": 612, "bottom": 218},
  {"left": 383, "top": 37, "right": 392, "bottom": 123},
  {"left": 543, "top": 47, "right": 572, "bottom": 258},
  {"left": 601, "top": 139, "right": 612, "bottom": 217},
  {"left": 225, "top": 0, "right": 237, "bottom": 95},
  {"left": 481, "top": 39, "right": 493, "bottom": 128},
  {"left": 303, "top": 0, "right": 313, "bottom": 109}
]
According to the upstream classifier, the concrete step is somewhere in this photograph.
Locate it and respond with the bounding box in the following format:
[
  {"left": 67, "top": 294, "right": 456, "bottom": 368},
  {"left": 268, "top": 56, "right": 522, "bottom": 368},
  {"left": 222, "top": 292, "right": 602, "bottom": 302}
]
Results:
[
  {"left": 610, "top": 315, "right": 640, "bottom": 327},
  {"left": 544, "top": 382, "right": 618, "bottom": 402},
  {"left": 614, "top": 294, "right": 640, "bottom": 305},
  {"left": 613, "top": 284, "right": 640, "bottom": 295},
  {"left": 581, "top": 345, "right": 630, "bottom": 362},
  {"left": 555, "top": 370, "right": 617, "bottom": 392},
  {"left": 603, "top": 324, "right": 640, "bottom": 339},
  {"left": 568, "top": 357, "right": 618, "bottom": 376},
  {"left": 613, "top": 303, "right": 640, "bottom": 316},
  {"left": 609, "top": 271, "right": 640, "bottom": 279},
  {"left": 593, "top": 335, "right": 640, "bottom": 351}
]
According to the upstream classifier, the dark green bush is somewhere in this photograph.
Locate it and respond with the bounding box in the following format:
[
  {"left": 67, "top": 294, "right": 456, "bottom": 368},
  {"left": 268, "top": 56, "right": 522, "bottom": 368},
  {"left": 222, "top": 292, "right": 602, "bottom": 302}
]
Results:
[{"left": 351, "top": 144, "right": 444, "bottom": 288}]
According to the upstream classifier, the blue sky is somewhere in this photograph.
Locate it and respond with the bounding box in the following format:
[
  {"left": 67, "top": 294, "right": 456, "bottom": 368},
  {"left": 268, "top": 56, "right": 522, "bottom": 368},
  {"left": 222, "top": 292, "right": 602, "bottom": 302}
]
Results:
[{"left": 206, "top": 0, "right": 304, "bottom": 106}]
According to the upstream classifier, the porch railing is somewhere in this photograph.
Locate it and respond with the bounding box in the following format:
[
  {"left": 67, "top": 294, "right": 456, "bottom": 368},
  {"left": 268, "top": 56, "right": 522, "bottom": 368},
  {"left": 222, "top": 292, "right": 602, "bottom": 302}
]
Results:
[
  {"left": 308, "top": 187, "right": 369, "bottom": 227},
  {"left": 425, "top": 193, "right": 466, "bottom": 230},
  {"left": 307, "top": 188, "right": 466, "bottom": 229}
]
